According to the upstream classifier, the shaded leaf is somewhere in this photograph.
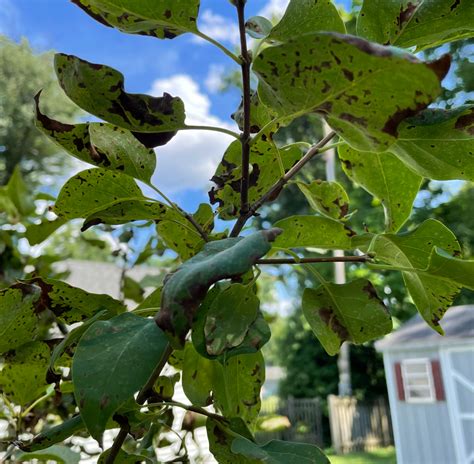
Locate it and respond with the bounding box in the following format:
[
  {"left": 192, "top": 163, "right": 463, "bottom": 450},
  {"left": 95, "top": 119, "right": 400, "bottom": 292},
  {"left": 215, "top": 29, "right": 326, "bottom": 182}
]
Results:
[
  {"left": 302, "top": 279, "right": 392, "bottom": 356},
  {"left": 231, "top": 437, "right": 329, "bottom": 463},
  {"left": 210, "top": 139, "right": 302, "bottom": 219},
  {"left": 338, "top": 144, "right": 422, "bottom": 232},
  {"left": 72, "top": 312, "right": 169, "bottom": 440},
  {"left": 254, "top": 32, "right": 448, "bottom": 152},
  {"left": 357, "top": 0, "right": 474, "bottom": 51},
  {"left": 122, "top": 275, "right": 144, "bottom": 303},
  {"left": 98, "top": 448, "right": 153, "bottom": 463},
  {"left": 72, "top": 0, "right": 200, "bottom": 39},
  {"left": 0, "top": 341, "right": 50, "bottom": 405},
  {"left": 6, "top": 166, "right": 35, "bottom": 216},
  {"left": 426, "top": 247, "right": 474, "bottom": 290},
  {"left": 392, "top": 106, "right": 474, "bottom": 181},
  {"left": 232, "top": 92, "right": 280, "bottom": 134},
  {"left": 25, "top": 217, "right": 67, "bottom": 246},
  {"left": 15, "top": 445, "right": 81, "bottom": 464},
  {"left": 55, "top": 168, "right": 144, "bottom": 220},
  {"left": 296, "top": 180, "right": 350, "bottom": 221},
  {"left": 267, "top": 0, "right": 345, "bottom": 42},
  {"left": 273, "top": 216, "right": 356, "bottom": 250},
  {"left": 155, "top": 229, "right": 281, "bottom": 348},
  {"left": 246, "top": 16, "right": 273, "bottom": 39},
  {"left": 55, "top": 53, "right": 185, "bottom": 133},
  {"left": 366, "top": 219, "right": 462, "bottom": 333}
]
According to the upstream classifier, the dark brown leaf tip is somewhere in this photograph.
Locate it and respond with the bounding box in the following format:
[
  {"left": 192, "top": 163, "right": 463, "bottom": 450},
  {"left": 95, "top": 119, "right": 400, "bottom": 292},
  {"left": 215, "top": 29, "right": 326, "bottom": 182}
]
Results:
[
  {"left": 262, "top": 228, "right": 283, "bottom": 242},
  {"left": 426, "top": 53, "right": 451, "bottom": 81}
]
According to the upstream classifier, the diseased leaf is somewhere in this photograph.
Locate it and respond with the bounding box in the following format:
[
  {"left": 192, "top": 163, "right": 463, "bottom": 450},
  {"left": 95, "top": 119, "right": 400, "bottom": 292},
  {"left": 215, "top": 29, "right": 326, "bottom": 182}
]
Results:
[
  {"left": 426, "top": 247, "right": 474, "bottom": 290},
  {"left": 55, "top": 54, "right": 185, "bottom": 134},
  {"left": 0, "top": 341, "right": 50, "bottom": 406},
  {"left": 71, "top": 0, "right": 200, "bottom": 39},
  {"left": 55, "top": 168, "right": 144, "bottom": 220},
  {"left": 267, "top": 0, "right": 345, "bottom": 42},
  {"left": 15, "top": 445, "right": 81, "bottom": 464},
  {"left": 155, "top": 229, "right": 281, "bottom": 348},
  {"left": 245, "top": 16, "right": 273, "bottom": 40},
  {"left": 232, "top": 92, "right": 280, "bottom": 134},
  {"left": 82, "top": 200, "right": 169, "bottom": 231},
  {"left": 391, "top": 106, "right": 474, "bottom": 181},
  {"left": 366, "top": 219, "right": 462, "bottom": 333},
  {"left": 273, "top": 216, "right": 356, "bottom": 250},
  {"left": 357, "top": 0, "right": 474, "bottom": 51},
  {"left": 35, "top": 93, "right": 157, "bottom": 182},
  {"left": 296, "top": 180, "right": 350, "bottom": 221},
  {"left": 302, "top": 279, "right": 392, "bottom": 356},
  {"left": 210, "top": 139, "right": 302, "bottom": 219},
  {"left": 338, "top": 144, "right": 422, "bottom": 232},
  {"left": 0, "top": 286, "right": 41, "bottom": 354},
  {"left": 72, "top": 312, "right": 169, "bottom": 441},
  {"left": 232, "top": 437, "right": 330, "bottom": 463},
  {"left": 254, "top": 32, "right": 449, "bottom": 152}
]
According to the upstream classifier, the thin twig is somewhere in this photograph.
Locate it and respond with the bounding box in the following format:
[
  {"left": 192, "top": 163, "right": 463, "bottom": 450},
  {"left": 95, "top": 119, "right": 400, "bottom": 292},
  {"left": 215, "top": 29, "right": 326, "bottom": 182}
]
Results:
[
  {"left": 148, "top": 400, "right": 225, "bottom": 423},
  {"left": 256, "top": 255, "right": 372, "bottom": 265},
  {"left": 105, "top": 424, "right": 130, "bottom": 464},
  {"left": 236, "top": 0, "right": 252, "bottom": 218},
  {"left": 230, "top": 131, "right": 337, "bottom": 237}
]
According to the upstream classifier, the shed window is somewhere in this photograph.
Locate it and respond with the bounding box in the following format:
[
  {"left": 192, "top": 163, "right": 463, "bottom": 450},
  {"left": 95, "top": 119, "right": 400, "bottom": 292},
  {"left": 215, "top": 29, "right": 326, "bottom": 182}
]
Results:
[{"left": 401, "top": 359, "right": 436, "bottom": 402}]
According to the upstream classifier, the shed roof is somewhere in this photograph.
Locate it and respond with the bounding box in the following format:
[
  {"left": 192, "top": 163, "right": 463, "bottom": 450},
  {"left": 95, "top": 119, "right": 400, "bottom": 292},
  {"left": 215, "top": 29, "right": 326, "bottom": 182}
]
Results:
[{"left": 375, "top": 305, "right": 474, "bottom": 351}]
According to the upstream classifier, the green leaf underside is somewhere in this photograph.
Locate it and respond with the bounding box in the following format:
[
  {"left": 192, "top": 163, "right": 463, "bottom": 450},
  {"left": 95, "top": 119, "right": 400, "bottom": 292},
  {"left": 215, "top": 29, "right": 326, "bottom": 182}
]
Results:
[
  {"left": 155, "top": 229, "right": 280, "bottom": 348},
  {"left": 392, "top": 106, "right": 474, "bottom": 181},
  {"left": 232, "top": 92, "right": 280, "bottom": 134},
  {"left": 72, "top": 312, "right": 168, "bottom": 440},
  {"left": 210, "top": 139, "right": 302, "bottom": 219},
  {"left": 55, "top": 53, "right": 185, "bottom": 133},
  {"left": 231, "top": 437, "right": 330, "bottom": 464},
  {"left": 15, "top": 445, "right": 81, "bottom": 464},
  {"left": 245, "top": 16, "right": 273, "bottom": 40},
  {"left": 338, "top": 144, "right": 422, "bottom": 232},
  {"left": 0, "top": 342, "right": 50, "bottom": 405},
  {"left": 426, "top": 248, "right": 474, "bottom": 290},
  {"left": 366, "top": 219, "right": 462, "bottom": 333},
  {"left": 254, "top": 32, "right": 448, "bottom": 152},
  {"left": 267, "top": 0, "right": 346, "bottom": 42},
  {"left": 302, "top": 279, "right": 392, "bottom": 356},
  {"left": 296, "top": 180, "right": 350, "bottom": 221},
  {"left": 55, "top": 168, "right": 143, "bottom": 220},
  {"left": 25, "top": 217, "right": 67, "bottom": 246},
  {"left": 273, "top": 215, "right": 356, "bottom": 250},
  {"left": 357, "top": 0, "right": 474, "bottom": 51},
  {"left": 204, "top": 284, "right": 260, "bottom": 356},
  {"left": 71, "top": 0, "right": 200, "bottom": 39},
  {"left": 82, "top": 200, "right": 169, "bottom": 231}
]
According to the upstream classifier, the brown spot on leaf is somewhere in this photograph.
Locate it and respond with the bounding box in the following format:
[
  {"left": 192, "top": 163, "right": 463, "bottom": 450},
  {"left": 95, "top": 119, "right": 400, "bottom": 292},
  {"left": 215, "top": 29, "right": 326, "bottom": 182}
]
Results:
[
  {"left": 454, "top": 109, "right": 474, "bottom": 135},
  {"left": 426, "top": 54, "right": 451, "bottom": 81}
]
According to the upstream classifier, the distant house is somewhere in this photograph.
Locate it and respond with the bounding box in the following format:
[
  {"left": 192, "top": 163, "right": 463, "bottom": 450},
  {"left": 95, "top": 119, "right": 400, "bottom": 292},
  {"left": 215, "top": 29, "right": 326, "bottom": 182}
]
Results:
[{"left": 376, "top": 305, "right": 474, "bottom": 464}]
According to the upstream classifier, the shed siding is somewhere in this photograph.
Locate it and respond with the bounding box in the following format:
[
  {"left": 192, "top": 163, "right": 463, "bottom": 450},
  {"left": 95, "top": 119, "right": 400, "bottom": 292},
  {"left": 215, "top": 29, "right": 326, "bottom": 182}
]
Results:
[{"left": 385, "top": 351, "right": 457, "bottom": 464}]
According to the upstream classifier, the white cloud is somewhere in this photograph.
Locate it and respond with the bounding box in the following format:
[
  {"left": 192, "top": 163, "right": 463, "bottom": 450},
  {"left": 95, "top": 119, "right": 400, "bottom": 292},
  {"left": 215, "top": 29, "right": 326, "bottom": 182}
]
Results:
[
  {"left": 148, "top": 74, "right": 236, "bottom": 195},
  {"left": 204, "top": 64, "right": 226, "bottom": 94},
  {"left": 258, "top": 0, "right": 289, "bottom": 19},
  {"left": 193, "top": 9, "right": 239, "bottom": 45}
]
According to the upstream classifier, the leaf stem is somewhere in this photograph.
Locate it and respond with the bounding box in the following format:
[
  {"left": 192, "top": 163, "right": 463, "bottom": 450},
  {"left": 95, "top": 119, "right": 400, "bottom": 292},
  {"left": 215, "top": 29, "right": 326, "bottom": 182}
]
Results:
[
  {"left": 256, "top": 255, "right": 372, "bottom": 265},
  {"left": 182, "top": 125, "right": 240, "bottom": 139},
  {"left": 230, "top": 131, "right": 337, "bottom": 237},
  {"left": 193, "top": 31, "right": 242, "bottom": 65},
  {"left": 148, "top": 400, "right": 225, "bottom": 423},
  {"left": 105, "top": 424, "right": 130, "bottom": 464},
  {"left": 236, "top": 0, "right": 252, "bottom": 221}
]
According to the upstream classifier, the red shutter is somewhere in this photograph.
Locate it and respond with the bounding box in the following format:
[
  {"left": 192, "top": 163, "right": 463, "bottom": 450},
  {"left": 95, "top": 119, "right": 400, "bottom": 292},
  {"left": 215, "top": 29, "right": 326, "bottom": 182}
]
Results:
[
  {"left": 431, "top": 360, "right": 446, "bottom": 401},
  {"left": 394, "top": 362, "right": 405, "bottom": 401}
]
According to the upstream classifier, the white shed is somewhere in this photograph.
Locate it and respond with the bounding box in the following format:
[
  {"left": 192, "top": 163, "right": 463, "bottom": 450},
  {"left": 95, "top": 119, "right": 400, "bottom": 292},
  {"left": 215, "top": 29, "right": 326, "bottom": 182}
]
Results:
[{"left": 376, "top": 305, "right": 474, "bottom": 464}]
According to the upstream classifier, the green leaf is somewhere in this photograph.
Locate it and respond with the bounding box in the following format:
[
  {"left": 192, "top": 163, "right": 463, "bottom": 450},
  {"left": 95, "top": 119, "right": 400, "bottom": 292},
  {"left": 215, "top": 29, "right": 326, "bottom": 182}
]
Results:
[
  {"left": 35, "top": 94, "right": 157, "bottom": 182},
  {"left": 72, "top": 0, "right": 200, "bottom": 39},
  {"left": 213, "top": 351, "right": 265, "bottom": 429},
  {"left": 267, "top": 0, "right": 345, "bottom": 43},
  {"left": 232, "top": 92, "right": 280, "bottom": 134},
  {"left": 155, "top": 229, "right": 281, "bottom": 348},
  {"left": 302, "top": 279, "right": 392, "bottom": 356},
  {"left": 72, "top": 312, "right": 169, "bottom": 441},
  {"left": 55, "top": 168, "right": 144, "bottom": 220},
  {"left": 18, "top": 416, "right": 84, "bottom": 452},
  {"left": 122, "top": 275, "right": 144, "bottom": 303},
  {"left": 15, "top": 445, "right": 81, "bottom": 464},
  {"left": 0, "top": 286, "right": 41, "bottom": 354},
  {"left": 296, "top": 180, "right": 350, "bottom": 221},
  {"left": 338, "top": 144, "right": 422, "bottom": 232},
  {"left": 426, "top": 247, "right": 474, "bottom": 290},
  {"left": 134, "top": 287, "right": 162, "bottom": 315},
  {"left": 6, "top": 166, "right": 35, "bottom": 216},
  {"left": 55, "top": 53, "right": 185, "bottom": 133},
  {"left": 366, "top": 219, "right": 462, "bottom": 333},
  {"left": 153, "top": 373, "right": 179, "bottom": 400},
  {"left": 82, "top": 199, "right": 169, "bottom": 231},
  {"left": 231, "top": 437, "right": 329, "bottom": 463},
  {"left": 98, "top": 448, "right": 153, "bottom": 463},
  {"left": 357, "top": 0, "right": 474, "bottom": 51},
  {"left": 245, "top": 16, "right": 273, "bottom": 39},
  {"left": 391, "top": 106, "right": 474, "bottom": 181},
  {"left": 273, "top": 216, "right": 356, "bottom": 250},
  {"left": 25, "top": 217, "right": 67, "bottom": 246},
  {"left": 0, "top": 341, "right": 50, "bottom": 405},
  {"left": 204, "top": 284, "right": 259, "bottom": 356},
  {"left": 182, "top": 342, "right": 214, "bottom": 407},
  {"left": 210, "top": 139, "right": 302, "bottom": 219},
  {"left": 254, "top": 32, "right": 448, "bottom": 152}
]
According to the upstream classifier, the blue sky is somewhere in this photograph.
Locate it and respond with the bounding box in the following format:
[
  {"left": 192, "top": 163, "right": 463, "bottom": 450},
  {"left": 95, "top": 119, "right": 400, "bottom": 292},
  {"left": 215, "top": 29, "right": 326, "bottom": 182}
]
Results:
[{"left": 1, "top": 0, "right": 351, "bottom": 214}]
